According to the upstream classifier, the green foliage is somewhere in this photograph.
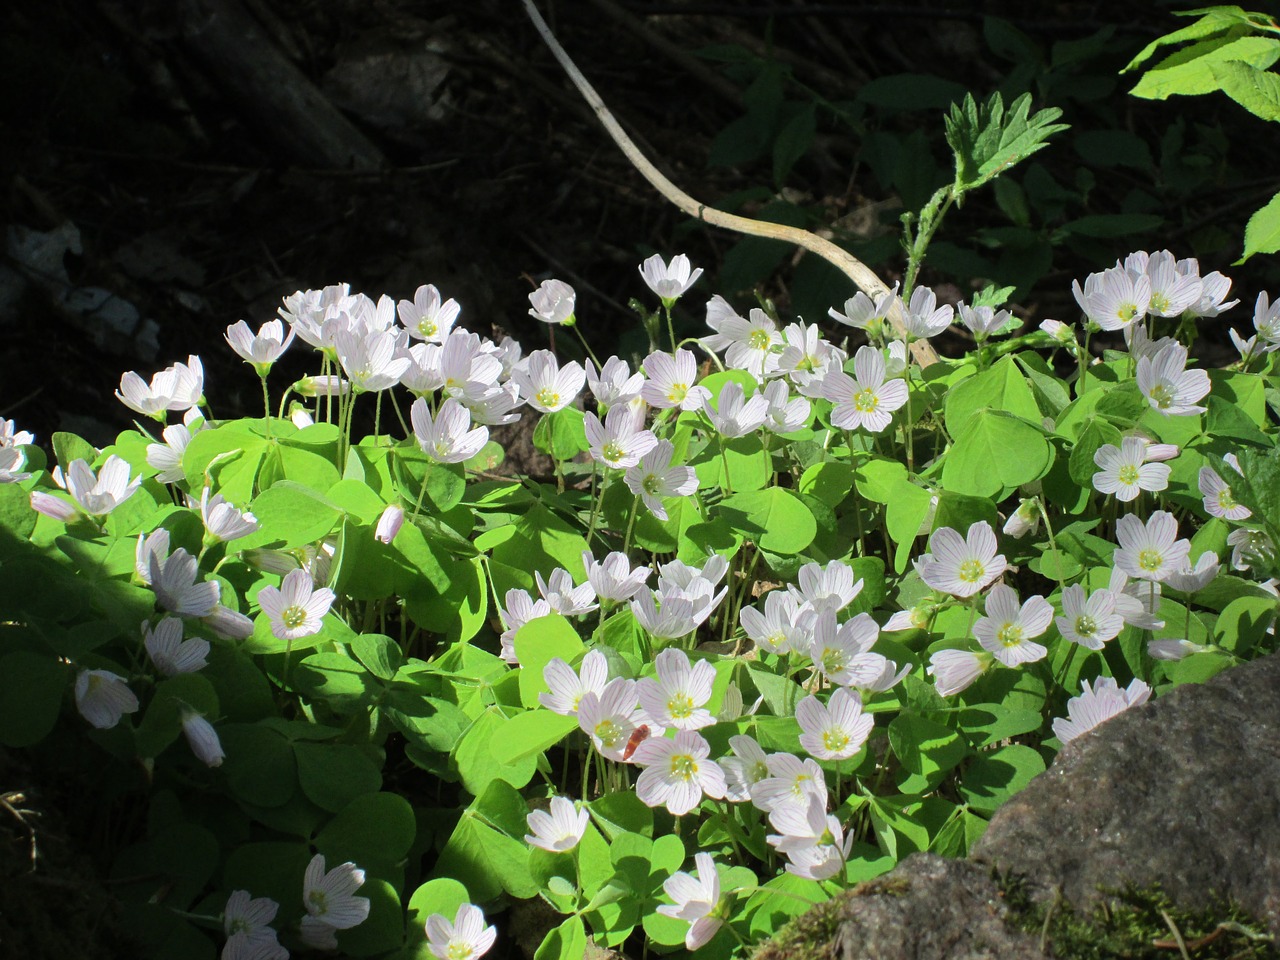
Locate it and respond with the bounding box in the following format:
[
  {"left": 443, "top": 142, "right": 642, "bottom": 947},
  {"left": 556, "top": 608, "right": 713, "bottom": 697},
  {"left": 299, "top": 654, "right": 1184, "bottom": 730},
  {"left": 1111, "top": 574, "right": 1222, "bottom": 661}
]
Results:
[{"left": 944, "top": 92, "right": 1069, "bottom": 193}]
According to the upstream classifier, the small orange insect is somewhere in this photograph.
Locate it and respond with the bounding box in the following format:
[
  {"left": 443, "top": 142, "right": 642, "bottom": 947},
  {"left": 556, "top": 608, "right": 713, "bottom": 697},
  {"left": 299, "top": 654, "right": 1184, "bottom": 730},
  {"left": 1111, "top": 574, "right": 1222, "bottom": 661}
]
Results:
[{"left": 621, "top": 725, "right": 651, "bottom": 761}]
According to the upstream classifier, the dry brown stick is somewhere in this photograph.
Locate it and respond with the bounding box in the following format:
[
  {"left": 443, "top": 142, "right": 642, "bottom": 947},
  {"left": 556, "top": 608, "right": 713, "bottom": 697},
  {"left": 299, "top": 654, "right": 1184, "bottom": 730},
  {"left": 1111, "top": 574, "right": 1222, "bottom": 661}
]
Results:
[{"left": 520, "top": 0, "right": 938, "bottom": 367}]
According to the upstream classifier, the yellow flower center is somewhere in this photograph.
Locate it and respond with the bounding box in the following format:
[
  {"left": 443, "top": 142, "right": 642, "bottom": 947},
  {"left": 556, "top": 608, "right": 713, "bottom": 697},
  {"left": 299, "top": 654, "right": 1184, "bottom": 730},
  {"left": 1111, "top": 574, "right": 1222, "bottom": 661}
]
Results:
[
  {"left": 853, "top": 387, "right": 879, "bottom": 413},
  {"left": 1150, "top": 292, "right": 1170, "bottom": 314},
  {"left": 995, "top": 623, "right": 1023, "bottom": 647},
  {"left": 536, "top": 388, "right": 561, "bottom": 409},
  {"left": 667, "top": 383, "right": 688, "bottom": 404},
  {"left": 667, "top": 693, "right": 694, "bottom": 720},
  {"left": 1147, "top": 384, "right": 1173, "bottom": 409},
  {"left": 417, "top": 318, "right": 437, "bottom": 338},
  {"left": 1074, "top": 615, "right": 1097, "bottom": 638},
  {"left": 822, "top": 730, "right": 850, "bottom": 753},
  {"left": 1118, "top": 303, "right": 1138, "bottom": 323},
  {"left": 1118, "top": 464, "right": 1140, "bottom": 485},
  {"left": 1137, "top": 548, "right": 1164, "bottom": 572},
  {"left": 282, "top": 606, "right": 308, "bottom": 629},
  {"left": 1217, "top": 489, "right": 1238, "bottom": 510},
  {"left": 958, "top": 559, "right": 986, "bottom": 583},
  {"left": 749, "top": 329, "right": 772, "bottom": 350},
  {"left": 595, "top": 719, "right": 622, "bottom": 747},
  {"left": 447, "top": 943, "right": 475, "bottom": 960},
  {"left": 669, "top": 753, "right": 698, "bottom": 781},
  {"left": 642, "top": 474, "right": 664, "bottom": 496},
  {"left": 820, "top": 649, "right": 847, "bottom": 677},
  {"left": 602, "top": 441, "right": 625, "bottom": 463}
]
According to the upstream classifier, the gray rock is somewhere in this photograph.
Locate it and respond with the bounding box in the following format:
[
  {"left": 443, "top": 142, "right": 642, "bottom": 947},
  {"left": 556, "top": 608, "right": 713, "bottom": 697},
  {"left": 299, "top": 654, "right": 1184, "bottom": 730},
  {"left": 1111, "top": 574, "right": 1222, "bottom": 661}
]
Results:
[
  {"left": 755, "top": 854, "right": 1050, "bottom": 960},
  {"left": 973, "top": 652, "right": 1280, "bottom": 939}
]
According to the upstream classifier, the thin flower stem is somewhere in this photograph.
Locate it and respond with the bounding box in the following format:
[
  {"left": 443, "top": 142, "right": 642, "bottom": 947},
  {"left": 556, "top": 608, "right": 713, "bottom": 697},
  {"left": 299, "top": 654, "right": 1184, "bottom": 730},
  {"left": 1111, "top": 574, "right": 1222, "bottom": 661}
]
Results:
[
  {"left": 374, "top": 390, "right": 383, "bottom": 445},
  {"left": 664, "top": 303, "right": 678, "bottom": 354},
  {"left": 390, "top": 390, "right": 411, "bottom": 440},
  {"left": 573, "top": 324, "right": 602, "bottom": 368},
  {"left": 622, "top": 495, "right": 640, "bottom": 557},
  {"left": 260, "top": 375, "right": 272, "bottom": 440},
  {"left": 586, "top": 470, "right": 611, "bottom": 544},
  {"left": 1034, "top": 498, "right": 1067, "bottom": 590}
]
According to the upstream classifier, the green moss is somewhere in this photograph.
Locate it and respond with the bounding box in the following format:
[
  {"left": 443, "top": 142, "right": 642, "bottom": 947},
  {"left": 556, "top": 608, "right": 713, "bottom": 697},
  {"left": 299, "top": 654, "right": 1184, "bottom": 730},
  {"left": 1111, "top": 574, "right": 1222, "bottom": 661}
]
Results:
[
  {"left": 751, "top": 896, "right": 845, "bottom": 960},
  {"left": 996, "top": 871, "right": 1277, "bottom": 960}
]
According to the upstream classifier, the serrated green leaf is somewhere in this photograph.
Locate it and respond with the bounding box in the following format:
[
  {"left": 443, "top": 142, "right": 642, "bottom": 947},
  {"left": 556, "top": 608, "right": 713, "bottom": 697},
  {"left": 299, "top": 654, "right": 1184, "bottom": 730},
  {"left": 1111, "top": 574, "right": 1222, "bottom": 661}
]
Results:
[
  {"left": 944, "top": 92, "right": 1068, "bottom": 191},
  {"left": 1129, "top": 36, "right": 1280, "bottom": 100},
  {"left": 1239, "top": 189, "right": 1280, "bottom": 262}
]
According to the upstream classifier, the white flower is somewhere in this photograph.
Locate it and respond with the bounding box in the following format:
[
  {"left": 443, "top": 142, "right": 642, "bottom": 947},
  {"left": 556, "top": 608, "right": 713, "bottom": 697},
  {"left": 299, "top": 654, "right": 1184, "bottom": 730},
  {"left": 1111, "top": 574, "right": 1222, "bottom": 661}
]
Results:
[
  {"left": 1055, "top": 584, "right": 1124, "bottom": 650},
  {"left": 411, "top": 397, "right": 489, "bottom": 464},
  {"left": 1078, "top": 265, "right": 1150, "bottom": 331},
  {"left": 640, "top": 253, "right": 703, "bottom": 304},
  {"left": 585, "top": 404, "right": 657, "bottom": 470},
  {"left": 30, "top": 490, "right": 76, "bottom": 522},
  {"left": 656, "top": 853, "right": 723, "bottom": 951},
  {"left": 462, "top": 382, "right": 523, "bottom": 427},
  {"left": 205, "top": 605, "right": 254, "bottom": 640},
  {"left": 704, "top": 304, "right": 782, "bottom": 381},
  {"left": 1137, "top": 250, "right": 1202, "bottom": 317},
  {"left": 631, "top": 590, "right": 705, "bottom": 641},
  {"left": 767, "top": 793, "right": 854, "bottom": 881},
  {"left": 583, "top": 551, "right": 650, "bottom": 603},
  {"left": 761, "top": 379, "right": 810, "bottom": 433},
  {"left": 511, "top": 350, "right": 585, "bottom": 414},
  {"left": 1114, "top": 510, "right": 1190, "bottom": 582},
  {"left": 63, "top": 456, "right": 141, "bottom": 518},
  {"left": 1052, "top": 676, "right": 1151, "bottom": 744},
  {"left": 225, "top": 319, "right": 295, "bottom": 375},
  {"left": 257, "top": 569, "right": 335, "bottom": 641},
  {"left": 972, "top": 584, "right": 1052, "bottom": 666},
  {"left": 1108, "top": 568, "right": 1166, "bottom": 630},
  {"left": 828, "top": 284, "right": 899, "bottom": 341},
  {"left": 641, "top": 349, "right": 710, "bottom": 411},
  {"left": 703, "top": 380, "right": 768, "bottom": 438},
  {"left": 1003, "top": 498, "right": 1041, "bottom": 539},
  {"left": 720, "top": 734, "right": 770, "bottom": 803},
  {"left": 116, "top": 355, "right": 204, "bottom": 418},
  {"left": 1250, "top": 290, "right": 1280, "bottom": 349},
  {"left": 902, "top": 286, "right": 953, "bottom": 339},
  {"left": 1164, "top": 551, "right": 1221, "bottom": 593},
  {"left": 927, "top": 648, "right": 990, "bottom": 697},
  {"left": 496, "top": 589, "right": 552, "bottom": 664},
  {"left": 789, "top": 560, "right": 862, "bottom": 614},
  {"left": 437, "top": 330, "right": 503, "bottom": 399},
  {"left": 1186, "top": 266, "right": 1238, "bottom": 319},
  {"left": 302, "top": 854, "right": 370, "bottom": 950},
  {"left": 796, "top": 688, "right": 873, "bottom": 761},
  {"left": 539, "top": 649, "right": 609, "bottom": 716},
  {"left": 740, "top": 589, "right": 811, "bottom": 655},
  {"left": 0, "top": 446, "right": 30, "bottom": 483},
  {"left": 1137, "top": 341, "right": 1209, "bottom": 416},
  {"left": 633, "top": 729, "right": 725, "bottom": 816},
  {"left": 749, "top": 753, "right": 827, "bottom": 813},
  {"left": 143, "top": 617, "right": 210, "bottom": 676},
  {"left": 577, "top": 677, "right": 643, "bottom": 762},
  {"left": 181, "top": 710, "right": 225, "bottom": 767},
  {"left": 535, "top": 568, "right": 598, "bottom": 617},
  {"left": 425, "top": 903, "right": 497, "bottom": 960},
  {"left": 374, "top": 504, "right": 405, "bottom": 544},
  {"left": 1092, "top": 437, "right": 1171, "bottom": 502},
  {"left": 0, "top": 418, "right": 34, "bottom": 448},
  {"left": 1228, "top": 527, "right": 1274, "bottom": 571},
  {"left": 1199, "top": 457, "right": 1251, "bottom": 521},
  {"left": 146, "top": 410, "right": 206, "bottom": 484},
  {"left": 807, "top": 610, "right": 887, "bottom": 688},
  {"left": 146, "top": 546, "right": 222, "bottom": 618},
  {"left": 74, "top": 669, "right": 139, "bottom": 729},
  {"left": 824, "top": 345, "right": 908, "bottom": 433},
  {"left": 1040, "top": 319, "right": 1077, "bottom": 346},
  {"left": 222, "top": 890, "right": 287, "bottom": 960},
  {"left": 915, "top": 521, "right": 1006, "bottom": 598},
  {"left": 334, "top": 328, "right": 411, "bottom": 393},
  {"left": 1148, "top": 638, "right": 1209, "bottom": 661},
  {"left": 585, "top": 356, "right": 644, "bottom": 408},
  {"left": 624, "top": 440, "right": 698, "bottom": 521},
  {"left": 295, "top": 374, "right": 350, "bottom": 398},
  {"left": 399, "top": 284, "right": 460, "bottom": 341},
  {"left": 528, "top": 278, "right": 576, "bottom": 326},
  {"left": 776, "top": 321, "right": 846, "bottom": 396},
  {"left": 201, "top": 488, "right": 259, "bottom": 542},
  {"left": 525, "top": 796, "right": 589, "bottom": 852},
  {"left": 957, "top": 303, "right": 1014, "bottom": 341},
  {"left": 637, "top": 649, "right": 716, "bottom": 731}
]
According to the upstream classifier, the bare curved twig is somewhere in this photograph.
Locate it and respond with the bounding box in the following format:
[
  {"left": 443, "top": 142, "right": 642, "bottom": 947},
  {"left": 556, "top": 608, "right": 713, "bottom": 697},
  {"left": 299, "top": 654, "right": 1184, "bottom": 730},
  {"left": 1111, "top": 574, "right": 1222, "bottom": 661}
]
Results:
[{"left": 519, "top": 0, "right": 939, "bottom": 367}]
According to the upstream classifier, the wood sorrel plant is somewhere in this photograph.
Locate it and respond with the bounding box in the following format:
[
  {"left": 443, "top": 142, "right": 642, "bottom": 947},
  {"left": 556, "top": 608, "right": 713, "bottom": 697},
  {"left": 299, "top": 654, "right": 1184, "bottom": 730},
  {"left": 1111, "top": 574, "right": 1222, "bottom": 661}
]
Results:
[{"left": 2, "top": 245, "right": 1278, "bottom": 959}]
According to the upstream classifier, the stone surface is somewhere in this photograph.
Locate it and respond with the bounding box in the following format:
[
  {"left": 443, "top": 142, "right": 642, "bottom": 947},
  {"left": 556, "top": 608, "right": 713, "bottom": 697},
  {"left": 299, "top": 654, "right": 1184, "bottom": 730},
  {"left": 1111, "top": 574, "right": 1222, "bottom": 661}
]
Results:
[
  {"left": 757, "top": 654, "right": 1280, "bottom": 959},
  {"left": 973, "top": 652, "right": 1280, "bottom": 938},
  {"left": 754, "top": 854, "right": 1050, "bottom": 960}
]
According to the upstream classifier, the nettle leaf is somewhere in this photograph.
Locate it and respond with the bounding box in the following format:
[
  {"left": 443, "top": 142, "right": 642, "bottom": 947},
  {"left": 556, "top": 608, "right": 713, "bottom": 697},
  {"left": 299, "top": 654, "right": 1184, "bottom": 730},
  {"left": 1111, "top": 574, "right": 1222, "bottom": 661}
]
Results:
[
  {"left": 1129, "top": 35, "right": 1280, "bottom": 100},
  {"left": 1240, "top": 188, "right": 1280, "bottom": 262},
  {"left": 944, "top": 92, "right": 1068, "bottom": 192},
  {"left": 1124, "top": 6, "right": 1272, "bottom": 73}
]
